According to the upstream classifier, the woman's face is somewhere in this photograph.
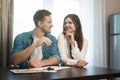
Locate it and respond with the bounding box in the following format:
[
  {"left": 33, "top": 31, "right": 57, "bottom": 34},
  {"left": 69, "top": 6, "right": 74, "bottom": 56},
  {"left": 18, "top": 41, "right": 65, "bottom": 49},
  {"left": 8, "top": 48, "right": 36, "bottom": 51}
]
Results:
[{"left": 64, "top": 17, "right": 76, "bottom": 33}]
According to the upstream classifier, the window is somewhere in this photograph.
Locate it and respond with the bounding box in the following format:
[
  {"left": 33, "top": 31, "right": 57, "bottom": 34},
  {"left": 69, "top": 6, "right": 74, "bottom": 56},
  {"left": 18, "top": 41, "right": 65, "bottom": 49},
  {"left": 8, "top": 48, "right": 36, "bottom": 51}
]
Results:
[{"left": 14, "top": 0, "right": 106, "bottom": 67}]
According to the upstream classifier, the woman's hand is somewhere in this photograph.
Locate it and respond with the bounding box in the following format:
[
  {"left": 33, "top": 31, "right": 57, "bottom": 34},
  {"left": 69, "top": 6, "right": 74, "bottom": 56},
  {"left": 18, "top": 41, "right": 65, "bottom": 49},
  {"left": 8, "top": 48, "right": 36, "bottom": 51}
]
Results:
[
  {"left": 65, "top": 31, "right": 75, "bottom": 47},
  {"left": 76, "top": 59, "right": 88, "bottom": 67}
]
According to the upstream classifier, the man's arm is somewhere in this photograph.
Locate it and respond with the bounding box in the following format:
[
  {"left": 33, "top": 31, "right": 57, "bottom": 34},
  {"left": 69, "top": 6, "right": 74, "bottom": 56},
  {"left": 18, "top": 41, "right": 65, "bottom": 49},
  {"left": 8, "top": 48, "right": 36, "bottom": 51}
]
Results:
[
  {"left": 28, "top": 56, "right": 58, "bottom": 68},
  {"left": 12, "top": 42, "right": 38, "bottom": 65},
  {"left": 12, "top": 36, "right": 52, "bottom": 66},
  {"left": 28, "top": 35, "right": 61, "bottom": 68}
]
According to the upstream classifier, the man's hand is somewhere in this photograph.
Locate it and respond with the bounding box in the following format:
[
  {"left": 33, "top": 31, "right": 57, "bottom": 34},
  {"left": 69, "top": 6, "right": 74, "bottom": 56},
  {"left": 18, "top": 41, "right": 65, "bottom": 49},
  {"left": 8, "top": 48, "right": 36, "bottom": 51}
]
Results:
[
  {"left": 28, "top": 59, "right": 45, "bottom": 68},
  {"left": 36, "top": 37, "right": 52, "bottom": 47}
]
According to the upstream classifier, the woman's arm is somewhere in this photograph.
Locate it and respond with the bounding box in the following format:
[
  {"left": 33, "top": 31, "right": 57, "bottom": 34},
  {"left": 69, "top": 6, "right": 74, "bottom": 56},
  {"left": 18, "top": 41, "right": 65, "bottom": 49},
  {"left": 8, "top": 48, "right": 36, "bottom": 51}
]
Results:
[
  {"left": 71, "top": 38, "right": 88, "bottom": 60},
  {"left": 58, "top": 34, "right": 79, "bottom": 65}
]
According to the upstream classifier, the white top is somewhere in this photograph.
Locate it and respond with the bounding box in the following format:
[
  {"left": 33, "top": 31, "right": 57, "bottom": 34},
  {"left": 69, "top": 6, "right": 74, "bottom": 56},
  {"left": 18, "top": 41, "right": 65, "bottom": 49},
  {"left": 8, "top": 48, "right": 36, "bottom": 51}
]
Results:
[
  {"left": 58, "top": 33, "right": 88, "bottom": 65},
  {"left": 30, "top": 37, "right": 43, "bottom": 60}
]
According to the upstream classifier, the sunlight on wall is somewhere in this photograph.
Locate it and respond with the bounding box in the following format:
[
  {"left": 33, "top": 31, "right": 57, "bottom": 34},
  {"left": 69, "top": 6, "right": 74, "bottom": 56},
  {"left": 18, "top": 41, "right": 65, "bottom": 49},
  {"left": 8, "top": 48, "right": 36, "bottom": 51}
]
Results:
[
  {"left": 13, "top": 0, "right": 43, "bottom": 39},
  {"left": 52, "top": 0, "right": 80, "bottom": 38},
  {"left": 13, "top": 0, "right": 80, "bottom": 38}
]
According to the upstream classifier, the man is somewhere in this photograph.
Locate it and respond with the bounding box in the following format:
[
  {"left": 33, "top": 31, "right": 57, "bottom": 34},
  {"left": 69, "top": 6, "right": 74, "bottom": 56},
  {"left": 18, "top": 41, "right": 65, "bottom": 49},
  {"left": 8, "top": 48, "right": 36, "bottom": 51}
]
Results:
[{"left": 11, "top": 9, "right": 61, "bottom": 68}]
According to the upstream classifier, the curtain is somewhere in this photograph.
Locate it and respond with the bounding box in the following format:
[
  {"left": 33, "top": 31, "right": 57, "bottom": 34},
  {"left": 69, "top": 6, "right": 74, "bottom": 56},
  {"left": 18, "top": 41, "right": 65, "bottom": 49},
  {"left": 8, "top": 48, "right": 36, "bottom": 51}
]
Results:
[
  {"left": 76, "top": 0, "right": 107, "bottom": 67},
  {"left": 92, "top": 0, "right": 107, "bottom": 67},
  {"left": 0, "top": 0, "right": 13, "bottom": 67}
]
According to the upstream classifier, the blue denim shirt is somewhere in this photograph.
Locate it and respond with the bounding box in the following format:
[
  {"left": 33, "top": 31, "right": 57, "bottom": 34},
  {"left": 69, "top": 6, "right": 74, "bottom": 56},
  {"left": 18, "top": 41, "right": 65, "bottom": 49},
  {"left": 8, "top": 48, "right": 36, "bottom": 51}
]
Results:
[{"left": 11, "top": 30, "right": 61, "bottom": 68}]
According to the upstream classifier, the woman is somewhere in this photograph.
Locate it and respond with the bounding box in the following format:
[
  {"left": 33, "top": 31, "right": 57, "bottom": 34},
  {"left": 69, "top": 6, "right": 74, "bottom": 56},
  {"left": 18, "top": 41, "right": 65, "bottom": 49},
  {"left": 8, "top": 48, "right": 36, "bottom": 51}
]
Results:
[{"left": 58, "top": 14, "right": 88, "bottom": 67}]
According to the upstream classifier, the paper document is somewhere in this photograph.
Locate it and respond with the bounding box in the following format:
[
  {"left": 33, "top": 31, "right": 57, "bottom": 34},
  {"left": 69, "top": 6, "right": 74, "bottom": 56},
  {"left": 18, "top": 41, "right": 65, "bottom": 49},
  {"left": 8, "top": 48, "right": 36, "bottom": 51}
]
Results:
[{"left": 10, "top": 66, "right": 70, "bottom": 73}]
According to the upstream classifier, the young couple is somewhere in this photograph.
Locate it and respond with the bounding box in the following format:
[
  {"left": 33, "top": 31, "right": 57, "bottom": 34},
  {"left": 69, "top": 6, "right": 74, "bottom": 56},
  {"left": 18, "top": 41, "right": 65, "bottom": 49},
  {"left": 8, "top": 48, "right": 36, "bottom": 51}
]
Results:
[{"left": 11, "top": 9, "right": 88, "bottom": 68}]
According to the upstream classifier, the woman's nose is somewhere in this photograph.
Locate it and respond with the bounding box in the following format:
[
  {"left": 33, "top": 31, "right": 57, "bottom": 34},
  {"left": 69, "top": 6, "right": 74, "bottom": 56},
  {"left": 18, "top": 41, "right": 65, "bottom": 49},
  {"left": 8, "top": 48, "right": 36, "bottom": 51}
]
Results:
[{"left": 65, "top": 23, "right": 70, "bottom": 27}]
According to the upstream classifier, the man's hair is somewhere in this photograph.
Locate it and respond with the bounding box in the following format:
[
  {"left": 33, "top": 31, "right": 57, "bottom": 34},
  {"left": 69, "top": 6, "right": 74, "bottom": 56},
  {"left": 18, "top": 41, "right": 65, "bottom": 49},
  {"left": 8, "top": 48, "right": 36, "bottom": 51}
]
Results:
[{"left": 33, "top": 9, "right": 51, "bottom": 26}]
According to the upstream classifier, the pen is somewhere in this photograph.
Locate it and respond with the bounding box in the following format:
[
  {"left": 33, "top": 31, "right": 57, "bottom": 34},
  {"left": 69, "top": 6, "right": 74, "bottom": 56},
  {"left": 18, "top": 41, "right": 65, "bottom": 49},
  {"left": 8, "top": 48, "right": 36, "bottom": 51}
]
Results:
[{"left": 47, "top": 67, "right": 54, "bottom": 70}]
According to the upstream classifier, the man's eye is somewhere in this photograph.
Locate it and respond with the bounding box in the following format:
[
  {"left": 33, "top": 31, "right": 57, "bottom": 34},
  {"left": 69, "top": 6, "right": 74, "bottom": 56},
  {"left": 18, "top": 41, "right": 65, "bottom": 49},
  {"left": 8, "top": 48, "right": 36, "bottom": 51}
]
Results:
[{"left": 49, "top": 21, "right": 51, "bottom": 23}]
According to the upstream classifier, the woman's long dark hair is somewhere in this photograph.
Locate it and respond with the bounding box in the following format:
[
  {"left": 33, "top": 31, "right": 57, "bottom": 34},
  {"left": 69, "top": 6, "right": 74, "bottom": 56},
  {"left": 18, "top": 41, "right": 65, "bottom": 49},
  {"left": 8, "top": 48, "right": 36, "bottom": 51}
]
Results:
[{"left": 63, "top": 14, "right": 83, "bottom": 50}]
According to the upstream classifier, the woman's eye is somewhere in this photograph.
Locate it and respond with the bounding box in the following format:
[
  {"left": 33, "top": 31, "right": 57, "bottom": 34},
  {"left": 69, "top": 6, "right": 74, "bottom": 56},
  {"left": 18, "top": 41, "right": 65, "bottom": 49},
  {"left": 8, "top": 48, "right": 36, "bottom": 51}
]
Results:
[
  {"left": 64, "top": 22, "right": 67, "bottom": 25},
  {"left": 69, "top": 22, "right": 72, "bottom": 24}
]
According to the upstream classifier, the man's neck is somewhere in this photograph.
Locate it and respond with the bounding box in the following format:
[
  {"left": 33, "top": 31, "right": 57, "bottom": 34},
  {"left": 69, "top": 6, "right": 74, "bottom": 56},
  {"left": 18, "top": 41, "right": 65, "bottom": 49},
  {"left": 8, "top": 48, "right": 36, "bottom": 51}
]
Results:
[{"left": 34, "top": 27, "right": 45, "bottom": 39}]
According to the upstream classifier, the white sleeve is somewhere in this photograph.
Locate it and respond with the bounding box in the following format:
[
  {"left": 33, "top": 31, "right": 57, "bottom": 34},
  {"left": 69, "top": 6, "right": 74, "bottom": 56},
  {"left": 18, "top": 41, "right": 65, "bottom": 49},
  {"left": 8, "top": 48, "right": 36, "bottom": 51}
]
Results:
[
  {"left": 71, "top": 38, "right": 88, "bottom": 60},
  {"left": 58, "top": 34, "right": 78, "bottom": 65}
]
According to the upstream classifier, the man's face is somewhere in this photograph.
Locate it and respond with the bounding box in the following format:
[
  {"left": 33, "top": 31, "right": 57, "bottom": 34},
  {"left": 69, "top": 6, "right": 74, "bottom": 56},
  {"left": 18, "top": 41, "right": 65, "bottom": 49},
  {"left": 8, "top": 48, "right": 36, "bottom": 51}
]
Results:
[{"left": 39, "top": 16, "right": 53, "bottom": 33}]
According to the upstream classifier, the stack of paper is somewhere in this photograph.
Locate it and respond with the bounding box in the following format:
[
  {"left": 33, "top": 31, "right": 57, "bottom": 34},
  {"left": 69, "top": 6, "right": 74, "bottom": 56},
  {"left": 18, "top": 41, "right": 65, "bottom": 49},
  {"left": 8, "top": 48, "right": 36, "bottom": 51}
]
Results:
[{"left": 10, "top": 66, "right": 70, "bottom": 73}]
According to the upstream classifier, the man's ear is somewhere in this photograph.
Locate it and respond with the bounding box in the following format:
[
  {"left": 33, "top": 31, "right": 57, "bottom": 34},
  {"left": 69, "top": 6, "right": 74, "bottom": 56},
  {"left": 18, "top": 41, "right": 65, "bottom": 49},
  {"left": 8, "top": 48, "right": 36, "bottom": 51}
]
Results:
[{"left": 38, "top": 21, "right": 42, "bottom": 27}]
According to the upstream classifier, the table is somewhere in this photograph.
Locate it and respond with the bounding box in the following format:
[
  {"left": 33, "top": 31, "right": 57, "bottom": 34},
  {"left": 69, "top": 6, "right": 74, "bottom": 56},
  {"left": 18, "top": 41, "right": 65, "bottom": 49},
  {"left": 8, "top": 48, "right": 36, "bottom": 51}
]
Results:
[{"left": 0, "top": 66, "right": 120, "bottom": 80}]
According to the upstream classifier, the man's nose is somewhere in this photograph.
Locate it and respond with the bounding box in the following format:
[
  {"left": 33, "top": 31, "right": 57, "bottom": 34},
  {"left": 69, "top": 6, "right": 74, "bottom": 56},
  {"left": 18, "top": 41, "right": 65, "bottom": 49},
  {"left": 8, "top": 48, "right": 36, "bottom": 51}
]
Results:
[{"left": 51, "top": 24, "right": 53, "bottom": 27}]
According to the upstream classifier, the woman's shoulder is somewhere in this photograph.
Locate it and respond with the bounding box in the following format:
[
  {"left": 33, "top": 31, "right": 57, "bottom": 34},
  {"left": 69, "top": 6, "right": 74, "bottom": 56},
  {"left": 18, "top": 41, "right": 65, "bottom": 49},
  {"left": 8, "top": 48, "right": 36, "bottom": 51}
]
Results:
[
  {"left": 83, "top": 38, "right": 88, "bottom": 45},
  {"left": 57, "top": 33, "right": 65, "bottom": 39}
]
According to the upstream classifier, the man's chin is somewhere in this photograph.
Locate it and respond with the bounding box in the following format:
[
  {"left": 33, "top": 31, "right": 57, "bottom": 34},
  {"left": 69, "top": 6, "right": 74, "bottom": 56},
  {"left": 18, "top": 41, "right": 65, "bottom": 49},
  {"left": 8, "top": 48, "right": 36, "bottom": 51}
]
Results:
[{"left": 46, "top": 31, "right": 51, "bottom": 34}]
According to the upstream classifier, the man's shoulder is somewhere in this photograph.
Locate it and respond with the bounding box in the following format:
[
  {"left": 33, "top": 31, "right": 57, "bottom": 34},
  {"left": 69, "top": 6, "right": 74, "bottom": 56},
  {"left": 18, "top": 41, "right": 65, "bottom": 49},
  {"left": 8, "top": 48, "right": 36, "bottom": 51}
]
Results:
[
  {"left": 46, "top": 34, "right": 56, "bottom": 39},
  {"left": 16, "top": 30, "right": 34, "bottom": 38}
]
